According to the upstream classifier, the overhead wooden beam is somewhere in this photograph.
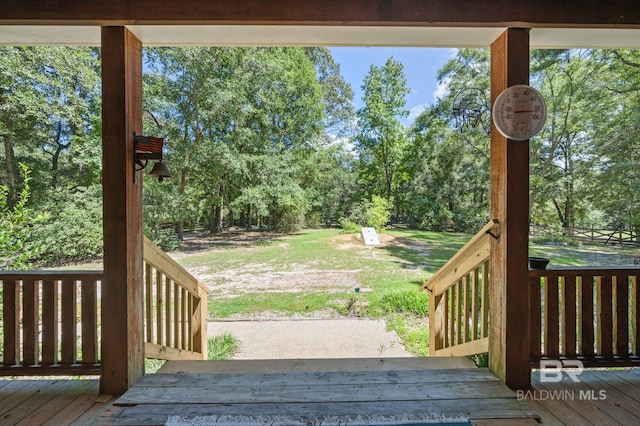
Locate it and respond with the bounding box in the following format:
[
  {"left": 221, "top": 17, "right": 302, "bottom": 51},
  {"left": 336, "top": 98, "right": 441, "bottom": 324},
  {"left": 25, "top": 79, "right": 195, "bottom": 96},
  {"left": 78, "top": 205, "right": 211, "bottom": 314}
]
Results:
[
  {"left": 489, "top": 28, "right": 531, "bottom": 390},
  {"left": 2, "top": 0, "right": 640, "bottom": 27},
  {"left": 101, "top": 26, "right": 144, "bottom": 395}
]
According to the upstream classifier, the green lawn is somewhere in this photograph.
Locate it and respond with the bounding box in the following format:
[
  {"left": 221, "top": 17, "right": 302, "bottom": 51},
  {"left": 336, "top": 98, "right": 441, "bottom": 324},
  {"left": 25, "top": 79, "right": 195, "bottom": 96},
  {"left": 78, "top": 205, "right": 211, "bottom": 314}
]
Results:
[{"left": 172, "top": 227, "right": 638, "bottom": 356}]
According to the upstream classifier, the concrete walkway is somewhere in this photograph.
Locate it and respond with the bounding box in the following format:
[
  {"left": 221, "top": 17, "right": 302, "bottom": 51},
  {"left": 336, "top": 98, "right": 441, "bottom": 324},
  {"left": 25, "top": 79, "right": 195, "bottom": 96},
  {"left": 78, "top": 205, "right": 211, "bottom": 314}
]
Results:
[{"left": 208, "top": 319, "right": 411, "bottom": 359}]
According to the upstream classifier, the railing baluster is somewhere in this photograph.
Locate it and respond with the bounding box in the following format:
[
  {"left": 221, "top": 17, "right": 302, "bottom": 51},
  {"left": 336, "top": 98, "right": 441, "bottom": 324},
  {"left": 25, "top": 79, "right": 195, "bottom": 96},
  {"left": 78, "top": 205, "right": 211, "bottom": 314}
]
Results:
[
  {"left": 615, "top": 274, "right": 629, "bottom": 357},
  {"left": 23, "top": 279, "right": 39, "bottom": 366},
  {"left": 456, "top": 280, "right": 461, "bottom": 345},
  {"left": 156, "top": 270, "right": 164, "bottom": 346},
  {"left": 443, "top": 291, "right": 449, "bottom": 348},
  {"left": 579, "top": 275, "right": 595, "bottom": 358},
  {"left": 188, "top": 293, "right": 193, "bottom": 351},
  {"left": 61, "top": 279, "right": 77, "bottom": 365},
  {"left": 41, "top": 279, "right": 59, "bottom": 366},
  {"left": 597, "top": 275, "right": 613, "bottom": 357},
  {"left": 563, "top": 275, "right": 577, "bottom": 357},
  {"left": 463, "top": 274, "right": 470, "bottom": 343},
  {"left": 481, "top": 261, "right": 490, "bottom": 338},
  {"left": 3, "top": 279, "right": 20, "bottom": 366},
  {"left": 544, "top": 276, "right": 559, "bottom": 358},
  {"left": 529, "top": 276, "right": 541, "bottom": 361},
  {"left": 81, "top": 278, "right": 98, "bottom": 365},
  {"left": 633, "top": 274, "right": 639, "bottom": 356},
  {"left": 145, "top": 264, "right": 153, "bottom": 344},
  {"left": 449, "top": 285, "right": 455, "bottom": 347},
  {"left": 181, "top": 287, "right": 188, "bottom": 350},
  {"left": 165, "top": 276, "right": 172, "bottom": 348},
  {"left": 174, "top": 281, "right": 180, "bottom": 349},
  {"left": 472, "top": 268, "right": 479, "bottom": 341}
]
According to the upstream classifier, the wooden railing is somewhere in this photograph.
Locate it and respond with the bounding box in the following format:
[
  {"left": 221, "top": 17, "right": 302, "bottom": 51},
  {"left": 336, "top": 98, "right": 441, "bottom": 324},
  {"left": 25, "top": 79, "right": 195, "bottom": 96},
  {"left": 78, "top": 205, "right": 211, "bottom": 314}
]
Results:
[
  {"left": 421, "top": 220, "right": 498, "bottom": 357},
  {"left": 0, "top": 239, "right": 209, "bottom": 375},
  {"left": 529, "top": 267, "right": 640, "bottom": 367},
  {"left": 1, "top": 271, "right": 102, "bottom": 375},
  {"left": 143, "top": 237, "right": 210, "bottom": 361}
]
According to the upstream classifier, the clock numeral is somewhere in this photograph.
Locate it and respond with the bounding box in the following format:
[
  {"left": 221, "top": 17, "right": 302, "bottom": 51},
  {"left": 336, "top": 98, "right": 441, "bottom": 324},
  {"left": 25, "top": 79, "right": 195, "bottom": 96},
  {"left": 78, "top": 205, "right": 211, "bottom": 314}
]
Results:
[
  {"left": 505, "top": 114, "right": 512, "bottom": 119},
  {"left": 505, "top": 106, "right": 512, "bottom": 112},
  {"left": 533, "top": 114, "right": 540, "bottom": 120}
]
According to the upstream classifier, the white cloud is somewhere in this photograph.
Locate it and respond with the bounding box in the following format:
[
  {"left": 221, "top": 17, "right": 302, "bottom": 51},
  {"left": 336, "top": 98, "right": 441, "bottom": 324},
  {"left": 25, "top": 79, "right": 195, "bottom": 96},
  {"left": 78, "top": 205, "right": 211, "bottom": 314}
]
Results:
[
  {"left": 408, "top": 104, "right": 427, "bottom": 121},
  {"left": 433, "top": 76, "right": 451, "bottom": 102}
]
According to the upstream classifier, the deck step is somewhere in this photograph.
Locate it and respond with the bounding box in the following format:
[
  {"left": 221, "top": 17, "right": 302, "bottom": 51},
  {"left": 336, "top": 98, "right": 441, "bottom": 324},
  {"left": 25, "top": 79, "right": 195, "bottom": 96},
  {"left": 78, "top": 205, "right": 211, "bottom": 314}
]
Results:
[
  {"left": 157, "top": 357, "right": 475, "bottom": 374},
  {"left": 101, "top": 362, "right": 541, "bottom": 424}
]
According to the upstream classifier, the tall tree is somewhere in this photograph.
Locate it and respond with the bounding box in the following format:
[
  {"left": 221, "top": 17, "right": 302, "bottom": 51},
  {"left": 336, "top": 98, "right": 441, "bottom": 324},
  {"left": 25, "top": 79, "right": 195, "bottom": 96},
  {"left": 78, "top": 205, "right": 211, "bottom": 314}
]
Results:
[
  {"left": 356, "top": 57, "right": 409, "bottom": 215},
  {"left": 406, "top": 49, "right": 491, "bottom": 232}
]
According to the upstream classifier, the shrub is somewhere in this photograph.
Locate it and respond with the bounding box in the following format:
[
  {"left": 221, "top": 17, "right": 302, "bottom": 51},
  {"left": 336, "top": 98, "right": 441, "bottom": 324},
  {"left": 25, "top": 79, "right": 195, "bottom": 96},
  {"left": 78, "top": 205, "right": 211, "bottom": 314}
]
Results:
[
  {"left": 339, "top": 218, "right": 360, "bottom": 234},
  {"left": 25, "top": 185, "right": 103, "bottom": 266},
  {"left": 0, "top": 164, "right": 39, "bottom": 269}
]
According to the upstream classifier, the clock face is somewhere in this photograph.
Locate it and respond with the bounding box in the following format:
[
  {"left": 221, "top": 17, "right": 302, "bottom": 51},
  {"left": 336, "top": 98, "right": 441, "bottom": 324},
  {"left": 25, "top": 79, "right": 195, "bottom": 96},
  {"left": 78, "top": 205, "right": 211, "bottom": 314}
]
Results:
[{"left": 492, "top": 84, "right": 546, "bottom": 141}]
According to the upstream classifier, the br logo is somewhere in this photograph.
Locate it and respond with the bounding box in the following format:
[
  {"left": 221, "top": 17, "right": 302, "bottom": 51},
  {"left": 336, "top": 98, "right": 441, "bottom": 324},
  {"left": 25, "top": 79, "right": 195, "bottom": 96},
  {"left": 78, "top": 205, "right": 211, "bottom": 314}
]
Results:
[{"left": 539, "top": 360, "right": 584, "bottom": 383}]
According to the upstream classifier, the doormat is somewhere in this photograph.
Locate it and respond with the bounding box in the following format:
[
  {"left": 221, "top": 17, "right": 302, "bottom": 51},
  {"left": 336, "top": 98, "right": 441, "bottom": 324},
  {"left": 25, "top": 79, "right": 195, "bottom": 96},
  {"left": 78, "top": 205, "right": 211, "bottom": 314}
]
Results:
[{"left": 165, "top": 413, "right": 472, "bottom": 425}]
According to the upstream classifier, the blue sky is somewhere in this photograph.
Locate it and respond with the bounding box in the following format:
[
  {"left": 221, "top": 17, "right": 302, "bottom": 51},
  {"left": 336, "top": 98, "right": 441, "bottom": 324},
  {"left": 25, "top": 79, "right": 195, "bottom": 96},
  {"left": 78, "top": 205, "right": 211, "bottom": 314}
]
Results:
[{"left": 328, "top": 47, "right": 456, "bottom": 125}]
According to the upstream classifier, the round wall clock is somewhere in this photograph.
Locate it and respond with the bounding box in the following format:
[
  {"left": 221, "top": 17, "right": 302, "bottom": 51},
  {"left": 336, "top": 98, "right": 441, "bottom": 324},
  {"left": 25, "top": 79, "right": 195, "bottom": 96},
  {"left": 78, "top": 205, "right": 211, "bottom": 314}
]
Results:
[{"left": 492, "top": 84, "right": 546, "bottom": 141}]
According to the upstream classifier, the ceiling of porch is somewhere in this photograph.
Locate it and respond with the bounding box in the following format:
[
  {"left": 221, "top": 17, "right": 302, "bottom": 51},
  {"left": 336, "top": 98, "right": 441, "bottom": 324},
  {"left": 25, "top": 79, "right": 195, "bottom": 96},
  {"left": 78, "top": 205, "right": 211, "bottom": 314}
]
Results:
[{"left": 1, "top": 25, "right": 640, "bottom": 48}]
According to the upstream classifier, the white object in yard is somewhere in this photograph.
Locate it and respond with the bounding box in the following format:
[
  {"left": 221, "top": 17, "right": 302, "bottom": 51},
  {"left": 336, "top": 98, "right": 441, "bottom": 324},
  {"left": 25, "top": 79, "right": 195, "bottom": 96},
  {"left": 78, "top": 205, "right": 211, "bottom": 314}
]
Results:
[{"left": 361, "top": 227, "right": 381, "bottom": 246}]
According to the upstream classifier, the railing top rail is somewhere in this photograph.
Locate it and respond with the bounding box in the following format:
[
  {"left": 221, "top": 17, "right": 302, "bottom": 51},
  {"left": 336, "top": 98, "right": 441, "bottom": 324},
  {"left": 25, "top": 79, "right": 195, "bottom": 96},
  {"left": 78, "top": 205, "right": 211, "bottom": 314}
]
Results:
[
  {"left": 143, "top": 236, "right": 211, "bottom": 296},
  {"left": 528, "top": 266, "right": 640, "bottom": 278},
  {"left": 421, "top": 219, "right": 498, "bottom": 296},
  {"left": 0, "top": 270, "right": 104, "bottom": 280}
]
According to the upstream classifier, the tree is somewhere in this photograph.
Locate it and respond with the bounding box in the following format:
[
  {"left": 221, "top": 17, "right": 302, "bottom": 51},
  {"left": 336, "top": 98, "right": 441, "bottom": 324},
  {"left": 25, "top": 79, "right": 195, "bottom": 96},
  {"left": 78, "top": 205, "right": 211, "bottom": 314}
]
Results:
[
  {"left": 144, "top": 47, "right": 327, "bottom": 236},
  {"left": 355, "top": 57, "right": 410, "bottom": 217},
  {"left": 405, "top": 49, "right": 491, "bottom": 232},
  {"left": 589, "top": 50, "right": 640, "bottom": 233},
  {"left": 529, "top": 49, "right": 609, "bottom": 231}
]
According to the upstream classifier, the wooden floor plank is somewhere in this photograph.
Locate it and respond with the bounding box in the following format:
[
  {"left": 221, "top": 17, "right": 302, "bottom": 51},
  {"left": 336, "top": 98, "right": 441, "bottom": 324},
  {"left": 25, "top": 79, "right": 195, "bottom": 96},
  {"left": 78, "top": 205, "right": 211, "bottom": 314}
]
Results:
[
  {"left": 42, "top": 380, "right": 102, "bottom": 426},
  {"left": 70, "top": 394, "right": 119, "bottom": 426},
  {"left": 531, "top": 374, "right": 596, "bottom": 426},
  {"left": 532, "top": 373, "right": 618, "bottom": 425},
  {"left": 135, "top": 368, "right": 498, "bottom": 388},
  {"left": 578, "top": 371, "right": 640, "bottom": 419},
  {"left": 157, "top": 357, "right": 476, "bottom": 374},
  {"left": 5, "top": 380, "right": 78, "bottom": 424},
  {"left": 516, "top": 399, "right": 565, "bottom": 426},
  {"left": 14, "top": 379, "right": 95, "bottom": 426},
  {"left": 555, "top": 372, "right": 640, "bottom": 425},
  {"left": 116, "top": 379, "right": 513, "bottom": 405},
  {"left": 591, "top": 369, "right": 640, "bottom": 403},
  {"left": 0, "top": 380, "right": 61, "bottom": 420},
  {"left": 95, "top": 399, "right": 537, "bottom": 425}
]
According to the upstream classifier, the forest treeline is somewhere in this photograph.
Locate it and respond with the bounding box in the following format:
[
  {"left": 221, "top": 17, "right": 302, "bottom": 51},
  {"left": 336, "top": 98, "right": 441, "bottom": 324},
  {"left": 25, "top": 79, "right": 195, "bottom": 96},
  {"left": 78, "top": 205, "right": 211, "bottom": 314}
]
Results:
[{"left": 1, "top": 46, "right": 639, "bottom": 267}]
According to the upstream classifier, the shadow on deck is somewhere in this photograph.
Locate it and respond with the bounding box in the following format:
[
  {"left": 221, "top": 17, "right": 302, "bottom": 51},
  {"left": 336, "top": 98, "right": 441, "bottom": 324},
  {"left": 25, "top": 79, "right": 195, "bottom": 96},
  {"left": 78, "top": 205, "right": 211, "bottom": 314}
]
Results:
[{"left": 2, "top": 359, "right": 640, "bottom": 425}]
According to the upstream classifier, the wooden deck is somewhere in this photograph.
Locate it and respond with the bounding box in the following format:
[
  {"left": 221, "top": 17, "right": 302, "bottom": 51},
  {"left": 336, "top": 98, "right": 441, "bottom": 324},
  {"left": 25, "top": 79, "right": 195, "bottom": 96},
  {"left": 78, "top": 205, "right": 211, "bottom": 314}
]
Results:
[{"left": 2, "top": 360, "right": 640, "bottom": 425}]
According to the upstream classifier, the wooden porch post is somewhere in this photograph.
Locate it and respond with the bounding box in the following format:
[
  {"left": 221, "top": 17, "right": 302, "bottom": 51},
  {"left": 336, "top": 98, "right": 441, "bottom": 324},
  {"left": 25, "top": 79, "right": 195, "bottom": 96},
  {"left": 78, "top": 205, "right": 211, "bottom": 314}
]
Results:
[
  {"left": 101, "top": 26, "right": 144, "bottom": 394},
  {"left": 489, "top": 28, "right": 531, "bottom": 390}
]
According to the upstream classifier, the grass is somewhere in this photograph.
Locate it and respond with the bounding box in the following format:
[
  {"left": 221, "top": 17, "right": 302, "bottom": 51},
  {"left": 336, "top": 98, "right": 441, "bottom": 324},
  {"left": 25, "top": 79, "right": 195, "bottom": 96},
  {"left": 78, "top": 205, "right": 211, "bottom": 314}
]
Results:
[
  {"left": 192, "top": 228, "right": 452, "bottom": 355},
  {"left": 210, "top": 292, "right": 350, "bottom": 318},
  {"left": 135, "top": 228, "right": 640, "bottom": 358},
  {"left": 207, "top": 332, "right": 240, "bottom": 360},
  {"left": 144, "top": 332, "right": 240, "bottom": 373},
  {"left": 187, "top": 227, "right": 640, "bottom": 356}
]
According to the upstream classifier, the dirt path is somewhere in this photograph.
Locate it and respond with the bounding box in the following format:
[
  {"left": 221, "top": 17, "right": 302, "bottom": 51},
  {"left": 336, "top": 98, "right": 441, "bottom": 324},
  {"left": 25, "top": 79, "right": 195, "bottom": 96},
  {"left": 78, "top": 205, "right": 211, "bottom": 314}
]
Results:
[{"left": 208, "top": 318, "right": 411, "bottom": 359}]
